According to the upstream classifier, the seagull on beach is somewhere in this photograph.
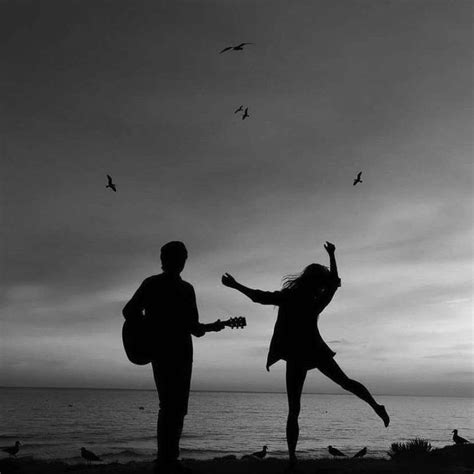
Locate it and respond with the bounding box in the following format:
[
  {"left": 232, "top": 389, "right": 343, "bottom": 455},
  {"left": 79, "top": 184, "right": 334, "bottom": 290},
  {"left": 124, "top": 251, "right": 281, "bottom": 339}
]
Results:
[
  {"left": 328, "top": 445, "right": 346, "bottom": 457},
  {"left": 81, "top": 447, "right": 102, "bottom": 463},
  {"left": 251, "top": 445, "right": 268, "bottom": 459},
  {"left": 220, "top": 43, "right": 254, "bottom": 53},
  {"left": 353, "top": 171, "right": 362, "bottom": 186},
  {"left": 2, "top": 441, "right": 21, "bottom": 457},
  {"left": 242, "top": 107, "right": 249, "bottom": 120},
  {"left": 353, "top": 447, "right": 367, "bottom": 458},
  {"left": 234, "top": 105, "right": 244, "bottom": 114},
  {"left": 106, "top": 174, "right": 117, "bottom": 192},
  {"left": 452, "top": 430, "right": 469, "bottom": 444}
]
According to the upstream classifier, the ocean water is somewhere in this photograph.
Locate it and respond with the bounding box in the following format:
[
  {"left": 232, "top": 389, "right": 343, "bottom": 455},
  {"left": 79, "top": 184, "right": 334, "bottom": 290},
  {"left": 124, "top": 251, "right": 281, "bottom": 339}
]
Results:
[{"left": 0, "top": 388, "right": 472, "bottom": 463}]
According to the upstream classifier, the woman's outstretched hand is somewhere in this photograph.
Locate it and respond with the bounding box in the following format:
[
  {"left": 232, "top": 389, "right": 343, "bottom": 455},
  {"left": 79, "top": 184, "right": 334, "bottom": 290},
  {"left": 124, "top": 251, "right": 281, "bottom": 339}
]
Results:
[
  {"left": 324, "top": 241, "right": 336, "bottom": 254},
  {"left": 222, "top": 273, "right": 238, "bottom": 289}
]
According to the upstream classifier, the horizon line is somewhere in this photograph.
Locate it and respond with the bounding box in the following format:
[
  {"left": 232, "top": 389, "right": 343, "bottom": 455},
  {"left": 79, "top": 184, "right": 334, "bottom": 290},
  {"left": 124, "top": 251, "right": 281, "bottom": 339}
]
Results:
[{"left": 0, "top": 386, "right": 472, "bottom": 399}]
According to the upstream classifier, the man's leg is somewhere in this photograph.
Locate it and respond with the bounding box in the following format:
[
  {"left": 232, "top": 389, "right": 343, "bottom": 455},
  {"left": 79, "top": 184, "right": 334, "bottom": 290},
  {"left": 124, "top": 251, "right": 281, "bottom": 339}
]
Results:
[
  {"left": 167, "top": 359, "right": 192, "bottom": 461},
  {"left": 152, "top": 361, "right": 172, "bottom": 464},
  {"left": 152, "top": 359, "right": 192, "bottom": 464}
]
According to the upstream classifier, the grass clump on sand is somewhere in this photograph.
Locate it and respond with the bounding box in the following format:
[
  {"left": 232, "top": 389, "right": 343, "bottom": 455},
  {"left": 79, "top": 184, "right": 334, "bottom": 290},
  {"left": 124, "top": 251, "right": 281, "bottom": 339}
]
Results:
[{"left": 388, "top": 438, "right": 432, "bottom": 459}]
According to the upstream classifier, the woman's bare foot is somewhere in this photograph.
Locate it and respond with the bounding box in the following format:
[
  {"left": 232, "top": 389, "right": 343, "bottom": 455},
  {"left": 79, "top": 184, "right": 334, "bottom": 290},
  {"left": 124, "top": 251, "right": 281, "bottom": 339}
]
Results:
[{"left": 376, "top": 404, "right": 390, "bottom": 427}]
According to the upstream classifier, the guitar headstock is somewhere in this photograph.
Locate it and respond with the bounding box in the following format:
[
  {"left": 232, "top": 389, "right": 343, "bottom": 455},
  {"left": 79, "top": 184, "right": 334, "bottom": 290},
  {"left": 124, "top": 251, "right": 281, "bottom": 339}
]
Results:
[{"left": 223, "top": 316, "right": 247, "bottom": 329}]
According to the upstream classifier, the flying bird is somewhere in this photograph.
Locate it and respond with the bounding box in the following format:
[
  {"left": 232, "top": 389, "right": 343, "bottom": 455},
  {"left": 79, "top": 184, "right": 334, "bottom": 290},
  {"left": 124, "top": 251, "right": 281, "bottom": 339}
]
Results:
[
  {"left": 353, "top": 447, "right": 367, "bottom": 458},
  {"left": 452, "top": 430, "right": 469, "bottom": 444},
  {"left": 234, "top": 105, "right": 244, "bottom": 114},
  {"left": 81, "top": 447, "right": 102, "bottom": 463},
  {"left": 242, "top": 107, "right": 249, "bottom": 120},
  {"left": 328, "top": 445, "right": 346, "bottom": 457},
  {"left": 2, "top": 441, "right": 21, "bottom": 457},
  {"left": 353, "top": 171, "right": 362, "bottom": 186},
  {"left": 251, "top": 445, "right": 268, "bottom": 459},
  {"left": 220, "top": 43, "right": 254, "bottom": 53},
  {"left": 106, "top": 174, "right": 117, "bottom": 192}
]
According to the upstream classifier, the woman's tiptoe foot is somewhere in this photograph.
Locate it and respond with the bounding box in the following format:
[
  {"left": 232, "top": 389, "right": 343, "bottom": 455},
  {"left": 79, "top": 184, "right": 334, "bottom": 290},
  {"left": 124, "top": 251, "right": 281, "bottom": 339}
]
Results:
[{"left": 376, "top": 404, "right": 390, "bottom": 427}]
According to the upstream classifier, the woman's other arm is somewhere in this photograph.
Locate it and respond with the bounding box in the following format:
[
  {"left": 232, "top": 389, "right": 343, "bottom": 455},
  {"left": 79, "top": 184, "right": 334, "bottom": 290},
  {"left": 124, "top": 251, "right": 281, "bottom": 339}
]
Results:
[
  {"left": 315, "top": 242, "right": 341, "bottom": 314},
  {"left": 221, "top": 273, "right": 282, "bottom": 305},
  {"left": 325, "top": 241, "right": 340, "bottom": 284}
]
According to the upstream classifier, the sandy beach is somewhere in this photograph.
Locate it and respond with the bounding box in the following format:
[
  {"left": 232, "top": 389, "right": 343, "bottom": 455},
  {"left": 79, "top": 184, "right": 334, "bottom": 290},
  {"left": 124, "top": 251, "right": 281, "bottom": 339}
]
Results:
[{"left": 1, "top": 445, "right": 472, "bottom": 474}]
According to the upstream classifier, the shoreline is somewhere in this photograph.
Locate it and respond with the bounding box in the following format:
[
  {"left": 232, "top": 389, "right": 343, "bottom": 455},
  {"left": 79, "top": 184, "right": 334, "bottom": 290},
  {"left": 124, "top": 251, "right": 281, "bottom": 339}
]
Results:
[{"left": 1, "top": 386, "right": 473, "bottom": 399}]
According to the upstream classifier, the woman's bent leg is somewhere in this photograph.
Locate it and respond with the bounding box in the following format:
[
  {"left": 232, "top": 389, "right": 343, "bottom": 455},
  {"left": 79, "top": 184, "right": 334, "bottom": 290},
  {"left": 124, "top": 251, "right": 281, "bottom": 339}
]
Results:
[
  {"left": 316, "top": 357, "right": 389, "bottom": 427},
  {"left": 286, "top": 362, "right": 307, "bottom": 464}
]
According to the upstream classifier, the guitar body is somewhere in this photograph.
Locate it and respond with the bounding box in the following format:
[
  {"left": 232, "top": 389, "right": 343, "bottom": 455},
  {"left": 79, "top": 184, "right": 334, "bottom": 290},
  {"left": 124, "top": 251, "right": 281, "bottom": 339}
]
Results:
[
  {"left": 122, "top": 316, "right": 246, "bottom": 366},
  {"left": 122, "top": 319, "right": 154, "bottom": 365}
]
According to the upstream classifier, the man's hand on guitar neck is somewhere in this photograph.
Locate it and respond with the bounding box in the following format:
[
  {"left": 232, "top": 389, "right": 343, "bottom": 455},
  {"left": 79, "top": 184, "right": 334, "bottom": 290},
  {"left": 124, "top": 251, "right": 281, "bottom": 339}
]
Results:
[{"left": 203, "top": 319, "right": 226, "bottom": 333}]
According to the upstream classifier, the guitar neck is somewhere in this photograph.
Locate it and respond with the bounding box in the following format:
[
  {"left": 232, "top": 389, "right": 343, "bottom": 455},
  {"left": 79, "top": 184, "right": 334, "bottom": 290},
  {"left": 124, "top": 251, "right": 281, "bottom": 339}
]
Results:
[{"left": 202, "top": 317, "right": 246, "bottom": 331}]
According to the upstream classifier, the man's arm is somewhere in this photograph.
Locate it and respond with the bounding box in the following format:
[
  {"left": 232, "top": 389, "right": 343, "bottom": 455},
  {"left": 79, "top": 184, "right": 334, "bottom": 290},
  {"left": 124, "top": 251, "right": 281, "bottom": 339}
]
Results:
[
  {"left": 187, "top": 285, "right": 227, "bottom": 336},
  {"left": 122, "top": 279, "right": 148, "bottom": 320},
  {"left": 188, "top": 286, "right": 206, "bottom": 337}
]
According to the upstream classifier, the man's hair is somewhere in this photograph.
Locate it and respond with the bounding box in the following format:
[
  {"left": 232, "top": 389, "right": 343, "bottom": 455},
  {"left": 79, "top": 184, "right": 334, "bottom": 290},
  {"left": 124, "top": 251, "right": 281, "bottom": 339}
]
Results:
[{"left": 160, "top": 241, "right": 188, "bottom": 267}]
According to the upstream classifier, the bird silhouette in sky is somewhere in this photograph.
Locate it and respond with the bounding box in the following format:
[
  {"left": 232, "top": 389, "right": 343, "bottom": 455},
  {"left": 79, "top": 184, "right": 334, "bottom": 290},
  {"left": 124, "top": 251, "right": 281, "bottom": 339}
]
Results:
[
  {"left": 328, "top": 445, "right": 346, "bottom": 457},
  {"left": 81, "top": 447, "right": 102, "bottom": 463},
  {"left": 2, "top": 441, "right": 21, "bottom": 457},
  {"left": 353, "top": 171, "right": 363, "bottom": 186},
  {"left": 220, "top": 43, "right": 254, "bottom": 53},
  {"left": 242, "top": 107, "right": 249, "bottom": 120},
  {"left": 452, "top": 429, "right": 469, "bottom": 444},
  {"left": 251, "top": 445, "right": 268, "bottom": 459},
  {"left": 106, "top": 174, "right": 117, "bottom": 192},
  {"left": 353, "top": 447, "right": 367, "bottom": 458},
  {"left": 234, "top": 105, "right": 244, "bottom": 114}
]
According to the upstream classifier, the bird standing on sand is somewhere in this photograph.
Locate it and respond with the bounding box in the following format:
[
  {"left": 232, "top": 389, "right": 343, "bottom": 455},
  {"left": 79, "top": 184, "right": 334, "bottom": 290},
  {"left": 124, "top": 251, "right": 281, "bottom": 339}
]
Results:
[
  {"left": 81, "top": 447, "right": 102, "bottom": 463},
  {"left": 220, "top": 43, "right": 254, "bottom": 53},
  {"left": 353, "top": 171, "right": 363, "bottom": 186},
  {"left": 251, "top": 445, "right": 268, "bottom": 459},
  {"left": 328, "top": 445, "right": 346, "bottom": 457},
  {"left": 353, "top": 447, "right": 367, "bottom": 458},
  {"left": 234, "top": 105, "right": 243, "bottom": 114},
  {"left": 242, "top": 107, "right": 249, "bottom": 120},
  {"left": 106, "top": 174, "right": 117, "bottom": 192},
  {"left": 452, "top": 430, "right": 469, "bottom": 444},
  {"left": 2, "top": 441, "right": 21, "bottom": 457}
]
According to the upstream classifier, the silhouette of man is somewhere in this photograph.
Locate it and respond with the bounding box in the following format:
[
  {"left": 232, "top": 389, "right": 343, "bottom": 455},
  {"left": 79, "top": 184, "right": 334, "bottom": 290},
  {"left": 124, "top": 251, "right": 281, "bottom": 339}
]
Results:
[{"left": 123, "top": 241, "right": 223, "bottom": 473}]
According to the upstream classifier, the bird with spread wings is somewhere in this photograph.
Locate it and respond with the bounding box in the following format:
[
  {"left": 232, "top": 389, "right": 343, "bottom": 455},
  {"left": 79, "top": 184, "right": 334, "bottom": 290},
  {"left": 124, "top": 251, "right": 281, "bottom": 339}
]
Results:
[{"left": 220, "top": 43, "right": 254, "bottom": 53}]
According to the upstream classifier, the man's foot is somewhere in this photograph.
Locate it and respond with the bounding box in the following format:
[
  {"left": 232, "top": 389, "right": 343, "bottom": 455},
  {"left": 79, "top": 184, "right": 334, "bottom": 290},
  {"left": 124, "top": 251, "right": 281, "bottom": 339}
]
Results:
[
  {"left": 169, "top": 461, "right": 193, "bottom": 474},
  {"left": 283, "top": 456, "right": 301, "bottom": 473},
  {"left": 153, "top": 459, "right": 192, "bottom": 474},
  {"left": 376, "top": 404, "right": 390, "bottom": 427}
]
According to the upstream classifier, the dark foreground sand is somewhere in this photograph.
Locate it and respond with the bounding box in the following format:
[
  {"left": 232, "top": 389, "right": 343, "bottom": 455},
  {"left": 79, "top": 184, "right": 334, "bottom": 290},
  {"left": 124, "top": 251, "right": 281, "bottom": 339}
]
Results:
[{"left": 1, "top": 445, "right": 472, "bottom": 474}]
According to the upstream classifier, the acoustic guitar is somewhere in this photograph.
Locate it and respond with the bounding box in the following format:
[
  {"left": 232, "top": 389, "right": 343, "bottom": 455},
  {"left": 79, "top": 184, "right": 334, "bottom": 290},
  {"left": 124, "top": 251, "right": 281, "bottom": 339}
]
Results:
[{"left": 122, "top": 316, "right": 247, "bottom": 366}]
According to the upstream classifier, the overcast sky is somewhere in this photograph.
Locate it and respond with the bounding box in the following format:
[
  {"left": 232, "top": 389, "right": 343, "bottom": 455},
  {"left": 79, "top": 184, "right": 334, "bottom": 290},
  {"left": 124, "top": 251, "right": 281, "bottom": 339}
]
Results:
[{"left": 1, "top": 0, "right": 472, "bottom": 397}]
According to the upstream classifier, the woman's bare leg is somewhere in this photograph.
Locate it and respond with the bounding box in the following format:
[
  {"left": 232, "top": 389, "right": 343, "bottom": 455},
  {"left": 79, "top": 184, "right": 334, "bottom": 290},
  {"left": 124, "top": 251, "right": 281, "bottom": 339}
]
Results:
[
  {"left": 317, "top": 357, "right": 390, "bottom": 427},
  {"left": 286, "top": 362, "right": 308, "bottom": 465}
]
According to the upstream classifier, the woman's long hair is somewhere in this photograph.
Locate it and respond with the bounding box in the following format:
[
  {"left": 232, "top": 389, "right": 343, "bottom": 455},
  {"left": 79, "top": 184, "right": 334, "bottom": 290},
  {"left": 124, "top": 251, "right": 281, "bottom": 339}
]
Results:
[{"left": 282, "top": 263, "right": 331, "bottom": 293}]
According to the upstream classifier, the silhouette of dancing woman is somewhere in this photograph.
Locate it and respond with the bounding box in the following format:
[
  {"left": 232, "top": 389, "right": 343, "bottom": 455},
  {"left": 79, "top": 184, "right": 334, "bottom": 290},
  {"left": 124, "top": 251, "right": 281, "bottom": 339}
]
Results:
[{"left": 222, "top": 242, "right": 389, "bottom": 467}]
